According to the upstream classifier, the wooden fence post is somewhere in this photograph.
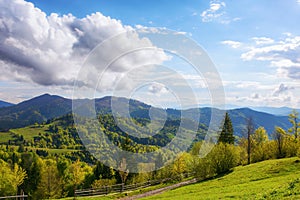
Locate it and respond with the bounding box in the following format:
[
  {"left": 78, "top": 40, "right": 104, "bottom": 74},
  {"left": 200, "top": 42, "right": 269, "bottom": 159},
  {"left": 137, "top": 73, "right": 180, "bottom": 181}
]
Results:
[{"left": 121, "top": 183, "right": 124, "bottom": 192}]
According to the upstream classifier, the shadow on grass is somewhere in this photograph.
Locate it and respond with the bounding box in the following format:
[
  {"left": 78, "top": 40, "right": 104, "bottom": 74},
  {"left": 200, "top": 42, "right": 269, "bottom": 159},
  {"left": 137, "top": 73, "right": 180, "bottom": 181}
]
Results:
[{"left": 191, "top": 169, "right": 234, "bottom": 186}]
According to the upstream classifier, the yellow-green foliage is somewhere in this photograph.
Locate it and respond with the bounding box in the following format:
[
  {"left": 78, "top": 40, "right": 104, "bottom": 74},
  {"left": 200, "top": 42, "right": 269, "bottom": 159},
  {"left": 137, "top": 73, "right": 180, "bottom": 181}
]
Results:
[
  {"left": 35, "top": 159, "right": 62, "bottom": 199},
  {"left": 0, "top": 159, "right": 27, "bottom": 196},
  {"left": 92, "top": 178, "right": 116, "bottom": 189},
  {"left": 189, "top": 142, "right": 240, "bottom": 180}
]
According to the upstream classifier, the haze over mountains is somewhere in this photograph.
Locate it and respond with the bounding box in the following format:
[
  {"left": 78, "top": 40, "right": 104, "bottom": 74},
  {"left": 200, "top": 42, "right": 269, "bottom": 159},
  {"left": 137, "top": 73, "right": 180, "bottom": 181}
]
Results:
[
  {"left": 0, "top": 94, "right": 292, "bottom": 137},
  {"left": 250, "top": 106, "right": 300, "bottom": 116}
]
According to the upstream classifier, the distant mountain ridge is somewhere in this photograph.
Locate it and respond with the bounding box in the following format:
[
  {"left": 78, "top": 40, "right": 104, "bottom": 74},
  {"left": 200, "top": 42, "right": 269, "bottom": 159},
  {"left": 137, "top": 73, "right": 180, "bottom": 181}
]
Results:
[
  {"left": 0, "top": 94, "right": 72, "bottom": 130},
  {"left": 0, "top": 100, "right": 14, "bottom": 108},
  {"left": 250, "top": 106, "right": 300, "bottom": 116},
  {"left": 0, "top": 94, "right": 292, "bottom": 137}
]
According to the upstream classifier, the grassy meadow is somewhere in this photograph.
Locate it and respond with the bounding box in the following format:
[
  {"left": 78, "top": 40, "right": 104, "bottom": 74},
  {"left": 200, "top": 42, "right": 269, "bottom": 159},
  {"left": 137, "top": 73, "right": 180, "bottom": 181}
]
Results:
[
  {"left": 0, "top": 132, "right": 13, "bottom": 143},
  {"left": 56, "top": 157, "right": 300, "bottom": 200},
  {"left": 141, "top": 157, "right": 300, "bottom": 200}
]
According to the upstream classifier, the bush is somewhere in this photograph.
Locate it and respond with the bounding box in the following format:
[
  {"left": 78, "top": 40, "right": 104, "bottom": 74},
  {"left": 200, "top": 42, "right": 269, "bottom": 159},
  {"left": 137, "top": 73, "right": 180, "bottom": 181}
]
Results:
[
  {"left": 191, "top": 143, "right": 239, "bottom": 180},
  {"left": 209, "top": 143, "right": 239, "bottom": 174},
  {"left": 194, "top": 156, "right": 215, "bottom": 179},
  {"left": 297, "top": 147, "right": 300, "bottom": 158},
  {"left": 284, "top": 136, "right": 299, "bottom": 158},
  {"left": 92, "top": 178, "right": 116, "bottom": 189}
]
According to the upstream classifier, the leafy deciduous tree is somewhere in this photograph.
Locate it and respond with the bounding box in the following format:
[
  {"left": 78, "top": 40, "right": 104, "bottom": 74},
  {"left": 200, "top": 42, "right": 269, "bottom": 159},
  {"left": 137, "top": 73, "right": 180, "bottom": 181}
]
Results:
[
  {"left": 273, "top": 126, "right": 286, "bottom": 158},
  {"left": 36, "top": 159, "right": 62, "bottom": 199},
  {"left": 251, "top": 127, "right": 269, "bottom": 162},
  {"left": 288, "top": 110, "right": 300, "bottom": 139}
]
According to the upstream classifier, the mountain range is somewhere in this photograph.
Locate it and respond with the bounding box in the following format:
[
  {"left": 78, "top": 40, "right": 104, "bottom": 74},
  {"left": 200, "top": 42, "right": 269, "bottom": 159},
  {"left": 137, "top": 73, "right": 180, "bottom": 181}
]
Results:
[
  {"left": 0, "top": 100, "right": 14, "bottom": 108},
  {"left": 250, "top": 106, "right": 300, "bottom": 116},
  {"left": 0, "top": 94, "right": 292, "bottom": 137}
]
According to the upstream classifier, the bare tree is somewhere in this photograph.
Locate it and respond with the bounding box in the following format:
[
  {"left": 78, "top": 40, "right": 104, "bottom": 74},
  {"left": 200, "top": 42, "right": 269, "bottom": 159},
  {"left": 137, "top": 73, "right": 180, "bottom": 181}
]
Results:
[
  {"left": 246, "top": 117, "right": 254, "bottom": 165},
  {"left": 118, "top": 158, "right": 129, "bottom": 191}
]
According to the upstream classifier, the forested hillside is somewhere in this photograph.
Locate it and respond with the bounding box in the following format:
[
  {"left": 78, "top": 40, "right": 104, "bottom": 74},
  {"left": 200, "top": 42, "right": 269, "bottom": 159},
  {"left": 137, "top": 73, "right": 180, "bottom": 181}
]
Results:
[{"left": 0, "top": 94, "right": 291, "bottom": 137}]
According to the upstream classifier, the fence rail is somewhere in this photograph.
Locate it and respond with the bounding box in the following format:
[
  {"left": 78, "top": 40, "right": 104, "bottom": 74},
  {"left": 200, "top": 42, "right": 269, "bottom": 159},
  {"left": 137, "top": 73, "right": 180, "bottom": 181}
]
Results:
[
  {"left": 0, "top": 195, "right": 28, "bottom": 199},
  {"left": 75, "top": 173, "right": 193, "bottom": 198}
]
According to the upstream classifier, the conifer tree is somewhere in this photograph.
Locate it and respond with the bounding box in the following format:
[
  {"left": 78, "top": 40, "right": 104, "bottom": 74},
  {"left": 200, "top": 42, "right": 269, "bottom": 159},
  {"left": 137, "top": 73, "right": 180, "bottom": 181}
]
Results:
[{"left": 218, "top": 112, "right": 234, "bottom": 144}]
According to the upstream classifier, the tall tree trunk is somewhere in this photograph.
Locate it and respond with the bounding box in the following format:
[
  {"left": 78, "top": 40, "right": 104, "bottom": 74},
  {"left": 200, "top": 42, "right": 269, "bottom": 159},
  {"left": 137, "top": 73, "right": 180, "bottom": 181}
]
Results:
[{"left": 246, "top": 117, "right": 254, "bottom": 165}]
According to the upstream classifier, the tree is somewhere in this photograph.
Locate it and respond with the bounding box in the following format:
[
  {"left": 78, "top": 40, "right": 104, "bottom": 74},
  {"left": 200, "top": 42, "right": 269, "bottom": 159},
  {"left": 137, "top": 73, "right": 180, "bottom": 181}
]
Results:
[
  {"left": 68, "top": 160, "right": 87, "bottom": 198},
  {"left": 20, "top": 153, "right": 42, "bottom": 198},
  {"left": 246, "top": 117, "right": 254, "bottom": 165},
  {"left": 273, "top": 126, "right": 286, "bottom": 158},
  {"left": 36, "top": 159, "right": 62, "bottom": 199},
  {"left": 211, "top": 143, "right": 239, "bottom": 174},
  {"left": 118, "top": 158, "right": 129, "bottom": 186},
  {"left": 252, "top": 127, "right": 268, "bottom": 143},
  {"left": 13, "top": 163, "right": 27, "bottom": 196},
  {"left": 288, "top": 110, "right": 300, "bottom": 139},
  {"left": 93, "top": 161, "right": 114, "bottom": 180},
  {"left": 172, "top": 153, "right": 189, "bottom": 180},
  {"left": 0, "top": 159, "right": 16, "bottom": 196},
  {"left": 0, "top": 160, "right": 27, "bottom": 196},
  {"left": 251, "top": 127, "right": 269, "bottom": 162},
  {"left": 218, "top": 112, "right": 234, "bottom": 144},
  {"left": 91, "top": 178, "right": 116, "bottom": 189},
  {"left": 154, "top": 152, "right": 164, "bottom": 171}
]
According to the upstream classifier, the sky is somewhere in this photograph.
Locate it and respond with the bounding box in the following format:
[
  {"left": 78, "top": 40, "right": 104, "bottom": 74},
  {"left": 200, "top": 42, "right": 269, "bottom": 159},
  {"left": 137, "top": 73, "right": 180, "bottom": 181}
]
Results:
[{"left": 0, "top": 0, "right": 300, "bottom": 108}]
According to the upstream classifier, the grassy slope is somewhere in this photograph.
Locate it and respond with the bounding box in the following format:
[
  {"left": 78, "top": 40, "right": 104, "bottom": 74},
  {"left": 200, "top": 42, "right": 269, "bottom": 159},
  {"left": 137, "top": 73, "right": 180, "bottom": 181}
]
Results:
[
  {"left": 0, "top": 132, "right": 13, "bottom": 143},
  {"left": 1, "top": 125, "right": 79, "bottom": 154},
  {"left": 142, "top": 157, "right": 300, "bottom": 200},
  {"left": 10, "top": 125, "right": 49, "bottom": 141}
]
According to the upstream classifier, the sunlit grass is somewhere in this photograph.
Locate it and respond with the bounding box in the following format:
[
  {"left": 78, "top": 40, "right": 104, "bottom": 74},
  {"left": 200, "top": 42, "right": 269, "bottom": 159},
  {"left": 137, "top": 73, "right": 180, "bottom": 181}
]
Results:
[
  {"left": 141, "top": 157, "right": 300, "bottom": 200},
  {"left": 0, "top": 132, "right": 13, "bottom": 143},
  {"left": 10, "top": 125, "right": 49, "bottom": 141}
]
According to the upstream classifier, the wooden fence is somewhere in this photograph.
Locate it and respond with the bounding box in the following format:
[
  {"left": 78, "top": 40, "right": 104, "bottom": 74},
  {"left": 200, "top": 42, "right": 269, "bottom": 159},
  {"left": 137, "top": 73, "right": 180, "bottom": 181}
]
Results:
[
  {"left": 75, "top": 173, "right": 193, "bottom": 197},
  {"left": 0, "top": 195, "right": 28, "bottom": 199}
]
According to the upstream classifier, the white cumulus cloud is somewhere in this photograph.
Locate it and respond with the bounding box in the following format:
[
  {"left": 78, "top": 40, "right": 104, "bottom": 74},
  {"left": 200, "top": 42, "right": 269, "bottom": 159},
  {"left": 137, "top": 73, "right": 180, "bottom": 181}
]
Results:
[
  {"left": 0, "top": 0, "right": 169, "bottom": 91},
  {"left": 221, "top": 40, "right": 242, "bottom": 49},
  {"left": 201, "top": 0, "right": 226, "bottom": 23},
  {"left": 252, "top": 37, "right": 274, "bottom": 45},
  {"left": 200, "top": 0, "right": 240, "bottom": 24},
  {"left": 241, "top": 35, "right": 300, "bottom": 79}
]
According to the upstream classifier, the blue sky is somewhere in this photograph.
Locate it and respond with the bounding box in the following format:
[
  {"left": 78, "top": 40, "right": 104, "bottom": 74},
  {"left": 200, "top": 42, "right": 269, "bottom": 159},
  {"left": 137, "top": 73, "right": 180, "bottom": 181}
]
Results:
[{"left": 0, "top": 0, "right": 300, "bottom": 108}]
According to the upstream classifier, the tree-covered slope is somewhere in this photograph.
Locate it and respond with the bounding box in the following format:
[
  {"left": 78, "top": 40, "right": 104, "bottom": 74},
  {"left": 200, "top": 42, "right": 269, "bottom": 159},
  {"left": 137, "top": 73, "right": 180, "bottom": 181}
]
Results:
[
  {"left": 0, "top": 94, "right": 291, "bottom": 138},
  {"left": 0, "top": 94, "right": 72, "bottom": 130}
]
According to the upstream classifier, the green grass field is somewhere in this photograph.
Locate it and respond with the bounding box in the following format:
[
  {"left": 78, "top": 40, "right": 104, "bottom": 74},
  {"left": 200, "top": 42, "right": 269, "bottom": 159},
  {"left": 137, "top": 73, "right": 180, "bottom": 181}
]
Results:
[
  {"left": 10, "top": 125, "right": 49, "bottom": 141},
  {"left": 58, "top": 157, "right": 300, "bottom": 200},
  {"left": 0, "top": 132, "right": 13, "bottom": 143},
  {"left": 141, "top": 157, "right": 300, "bottom": 200}
]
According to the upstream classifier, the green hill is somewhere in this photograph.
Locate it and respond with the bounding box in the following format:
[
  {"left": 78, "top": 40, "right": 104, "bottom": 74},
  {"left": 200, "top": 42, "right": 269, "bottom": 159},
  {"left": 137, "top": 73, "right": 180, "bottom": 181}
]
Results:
[
  {"left": 0, "top": 94, "right": 72, "bottom": 130},
  {"left": 141, "top": 157, "right": 300, "bottom": 200}
]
